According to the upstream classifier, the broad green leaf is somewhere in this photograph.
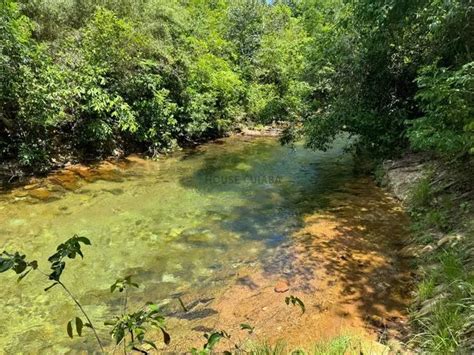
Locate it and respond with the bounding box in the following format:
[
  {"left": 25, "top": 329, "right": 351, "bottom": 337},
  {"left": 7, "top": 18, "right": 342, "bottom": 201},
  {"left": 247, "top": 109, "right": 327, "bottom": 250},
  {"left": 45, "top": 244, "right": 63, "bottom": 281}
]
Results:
[
  {"left": 76, "top": 236, "right": 91, "bottom": 245},
  {"left": 144, "top": 340, "right": 158, "bottom": 350},
  {"left": 204, "top": 331, "right": 229, "bottom": 350}
]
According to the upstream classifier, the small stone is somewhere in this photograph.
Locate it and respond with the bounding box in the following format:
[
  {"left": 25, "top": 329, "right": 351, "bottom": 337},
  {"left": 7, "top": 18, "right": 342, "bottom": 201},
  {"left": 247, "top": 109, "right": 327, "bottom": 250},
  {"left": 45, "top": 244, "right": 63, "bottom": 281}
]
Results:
[
  {"left": 437, "top": 234, "right": 463, "bottom": 248},
  {"left": 69, "top": 166, "right": 90, "bottom": 179},
  {"left": 23, "top": 183, "right": 40, "bottom": 191},
  {"left": 421, "top": 244, "right": 435, "bottom": 255},
  {"left": 339, "top": 253, "right": 350, "bottom": 261},
  {"left": 387, "top": 339, "right": 404, "bottom": 353},
  {"left": 29, "top": 188, "right": 52, "bottom": 201},
  {"left": 14, "top": 191, "right": 29, "bottom": 198},
  {"left": 399, "top": 245, "right": 420, "bottom": 257},
  {"left": 168, "top": 227, "right": 183, "bottom": 238},
  {"left": 162, "top": 273, "right": 178, "bottom": 283},
  {"left": 274, "top": 280, "right": 289, "bottom": 293},
  {"left": 49, "top": 172, "right": 80, "bottom": 191},
  {"left": 9, "top": 219, "right": 26, "bottom": 226}
]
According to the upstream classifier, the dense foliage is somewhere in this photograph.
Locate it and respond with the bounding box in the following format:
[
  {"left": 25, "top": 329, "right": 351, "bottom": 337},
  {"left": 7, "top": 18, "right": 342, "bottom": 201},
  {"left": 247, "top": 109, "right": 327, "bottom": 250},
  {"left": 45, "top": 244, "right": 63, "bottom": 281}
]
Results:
[
  {"left": 1, "top": 0, "right": 472, "bottom": 351},
  {"left": 297, "top": 0, "right": 473, "bottom": 158},
  {"left": 0, "top": 0, "right": 313, "bottom": 171},
  {"left": 2, "top": 0, "right": 471, "bottom": 172}
]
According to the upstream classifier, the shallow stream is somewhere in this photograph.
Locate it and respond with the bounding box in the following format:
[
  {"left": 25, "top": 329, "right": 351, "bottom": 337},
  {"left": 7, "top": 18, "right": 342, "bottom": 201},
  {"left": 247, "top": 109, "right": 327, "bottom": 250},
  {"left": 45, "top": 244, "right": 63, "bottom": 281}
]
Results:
[{"left": 0, "top": 136, "right": 410, "bottom": 353}]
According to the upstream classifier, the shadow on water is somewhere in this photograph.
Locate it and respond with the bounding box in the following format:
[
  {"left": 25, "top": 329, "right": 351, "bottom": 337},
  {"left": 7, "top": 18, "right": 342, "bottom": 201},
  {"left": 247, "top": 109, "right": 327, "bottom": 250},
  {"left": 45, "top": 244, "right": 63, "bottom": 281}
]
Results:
[
  {"left": 264, "top": 179, "right": 412, "bottom": 322},
  {"left": 178, "top": 137, "right": 412, "bottom": 329},
  {"left": 0, "top": 136, "right": 412, "bottom": 352},
  {"left": 178, "top": 137, "right": 353, "bottom": 246}
]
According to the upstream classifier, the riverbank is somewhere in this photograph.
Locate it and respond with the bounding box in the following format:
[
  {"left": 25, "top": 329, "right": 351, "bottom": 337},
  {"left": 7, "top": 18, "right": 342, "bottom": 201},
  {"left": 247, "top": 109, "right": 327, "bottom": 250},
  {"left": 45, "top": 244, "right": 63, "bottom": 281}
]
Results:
[
  {"left": 380, "top": 154, "right": 473, "bottom": 353},
  {"left": 0, "top": 125, "right": 285, "bottom": 190}
]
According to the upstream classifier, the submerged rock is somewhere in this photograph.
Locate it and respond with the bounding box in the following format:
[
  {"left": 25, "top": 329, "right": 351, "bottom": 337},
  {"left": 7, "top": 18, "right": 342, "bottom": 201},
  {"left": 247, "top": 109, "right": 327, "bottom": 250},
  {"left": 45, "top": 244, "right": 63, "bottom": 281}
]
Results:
[
  {"left": 274, "top": 280, "right": 289, "bottom": 293},
  {"left": 49, "top": 172, "right": 80, "bottom": 191},
  {"left": 23, "top": 183, "right": 40, "bottom": 191},
  {"left": 105, "top": 188, "right": 124, "bottom": 196},
  {"left": 68, "top": 165, "right": 90, "bottom": 179},
  {"left": 29, "top": 188, "right": 53, "bottom": 201},
  {"left": 162, "top": 273, "right": 179, "bottom": 283},
  {"left": 180, "top": 228, "right": 215, "bottom": 244},
  {"left": 167, "top": 227, "right": 184, "bottom": 238}
]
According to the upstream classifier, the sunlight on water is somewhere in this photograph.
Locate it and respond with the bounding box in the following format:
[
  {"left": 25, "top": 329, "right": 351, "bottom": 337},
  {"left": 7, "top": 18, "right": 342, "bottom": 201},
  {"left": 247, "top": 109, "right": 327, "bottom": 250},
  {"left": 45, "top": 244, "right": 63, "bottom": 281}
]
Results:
[{"left": 0, "top": 136, "right": 352, "bottom": 353}]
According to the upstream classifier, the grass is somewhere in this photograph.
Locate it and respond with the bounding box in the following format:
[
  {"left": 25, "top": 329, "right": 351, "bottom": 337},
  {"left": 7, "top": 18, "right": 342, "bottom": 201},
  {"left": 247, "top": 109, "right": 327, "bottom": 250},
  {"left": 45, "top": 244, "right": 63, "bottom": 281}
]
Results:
[
  {"left": 412, "top": 245, "right": 474, "bottom": 353},
  {"left": 248, "top": 335, "right": 389, "bottom": 355},
  {"left": 417, "top": 277, "right": 436, "bottom": 303},
  {"left": 409, "top": 177, "right": 433, "bottom": 209},
  {"left": 407, "top": 169, "right": 474, "bottom": 353},
  {"left": 414, "top": 300, "right": 465, "bottom": 353},
  {"left": 439, "top": 251, "right": 464, "bottom": 281},
  {"left": 249, "top": 340, "right": 288, "bottom": 355},
  {"left": 313, "top": 336, "right": 352, "bottom": 354}
]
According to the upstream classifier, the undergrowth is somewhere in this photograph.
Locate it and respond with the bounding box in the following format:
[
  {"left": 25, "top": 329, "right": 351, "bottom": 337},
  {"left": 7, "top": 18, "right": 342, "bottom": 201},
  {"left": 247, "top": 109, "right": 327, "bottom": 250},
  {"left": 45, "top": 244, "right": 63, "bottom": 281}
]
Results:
[
  {"left": 407, "top": 164, "right": 474, "bottom": 353},
  {"left": 249, "top": 335, "right": 379, "bottom": 355}
]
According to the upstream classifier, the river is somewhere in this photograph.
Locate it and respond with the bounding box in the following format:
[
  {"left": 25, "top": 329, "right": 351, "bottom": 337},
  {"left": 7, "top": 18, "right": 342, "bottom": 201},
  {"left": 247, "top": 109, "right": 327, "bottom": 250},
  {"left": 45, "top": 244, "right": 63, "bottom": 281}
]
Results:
[{"left": 0, "top": 136, "right": 412, "bottom": 353}]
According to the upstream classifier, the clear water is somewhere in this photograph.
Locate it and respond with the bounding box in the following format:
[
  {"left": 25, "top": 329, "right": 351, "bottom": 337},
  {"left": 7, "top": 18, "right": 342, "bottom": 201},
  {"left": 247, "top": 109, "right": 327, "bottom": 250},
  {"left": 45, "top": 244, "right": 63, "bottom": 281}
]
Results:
[{"left": 0, "top": 136, "right": 353, "bottom": 353}]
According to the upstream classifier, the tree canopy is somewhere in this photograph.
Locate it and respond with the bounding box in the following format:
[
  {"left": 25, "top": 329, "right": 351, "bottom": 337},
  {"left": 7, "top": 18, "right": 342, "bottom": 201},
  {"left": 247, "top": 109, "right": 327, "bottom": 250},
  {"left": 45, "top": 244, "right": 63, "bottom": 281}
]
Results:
[{"left": 1, "top": 0, "right": 472, "bottom": 170}]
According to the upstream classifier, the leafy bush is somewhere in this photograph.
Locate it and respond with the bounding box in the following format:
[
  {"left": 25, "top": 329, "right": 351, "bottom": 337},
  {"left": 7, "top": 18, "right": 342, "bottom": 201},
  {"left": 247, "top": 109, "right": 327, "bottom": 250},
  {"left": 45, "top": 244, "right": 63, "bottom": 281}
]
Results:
[{"left": 409, "top": 62, "right": 474, "bottom": 156}]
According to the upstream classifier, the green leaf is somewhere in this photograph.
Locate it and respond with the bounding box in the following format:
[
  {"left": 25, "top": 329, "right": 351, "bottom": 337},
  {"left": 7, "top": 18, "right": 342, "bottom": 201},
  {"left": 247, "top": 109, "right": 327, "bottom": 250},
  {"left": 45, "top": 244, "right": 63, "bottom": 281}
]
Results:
[
  {"left": 204, "top": 331, "right": 229, "bottom": 350},
  {"left": 76, "top": 236, "right": 91, "bottom": 245},
  {"left": 67, "top": 321, "right": 73, "bottom": 339},
  {"left": 12, "top": 257, "right": 27, "bottom": 274},
  {"left": 0, "top": 259, "right": 13, "bottom": 273},
  {"left": 148, "top": 303, "right": 159, "bottom": 312},
  {"left": 144, "top": 340, "right": 158, "bottom": 350},
  {"left": 114, "top": 327, "right": 125, "bottom": 345},
  {"left": 240, "top": 323, "right": 254, "bottom": 334},
  {"left": 17, "top": 268, "right": 32, "bottom": 282},
  {"left": 75, "top": 317, "right": 83, "bottom": 336}
]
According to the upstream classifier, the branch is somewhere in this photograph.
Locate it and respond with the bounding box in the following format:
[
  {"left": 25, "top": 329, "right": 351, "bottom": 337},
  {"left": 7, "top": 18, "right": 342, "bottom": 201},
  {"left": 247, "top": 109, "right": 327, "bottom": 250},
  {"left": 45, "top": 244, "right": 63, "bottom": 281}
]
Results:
[{"left": 58, "top": 281, "right": 106, "bottom": 353}]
